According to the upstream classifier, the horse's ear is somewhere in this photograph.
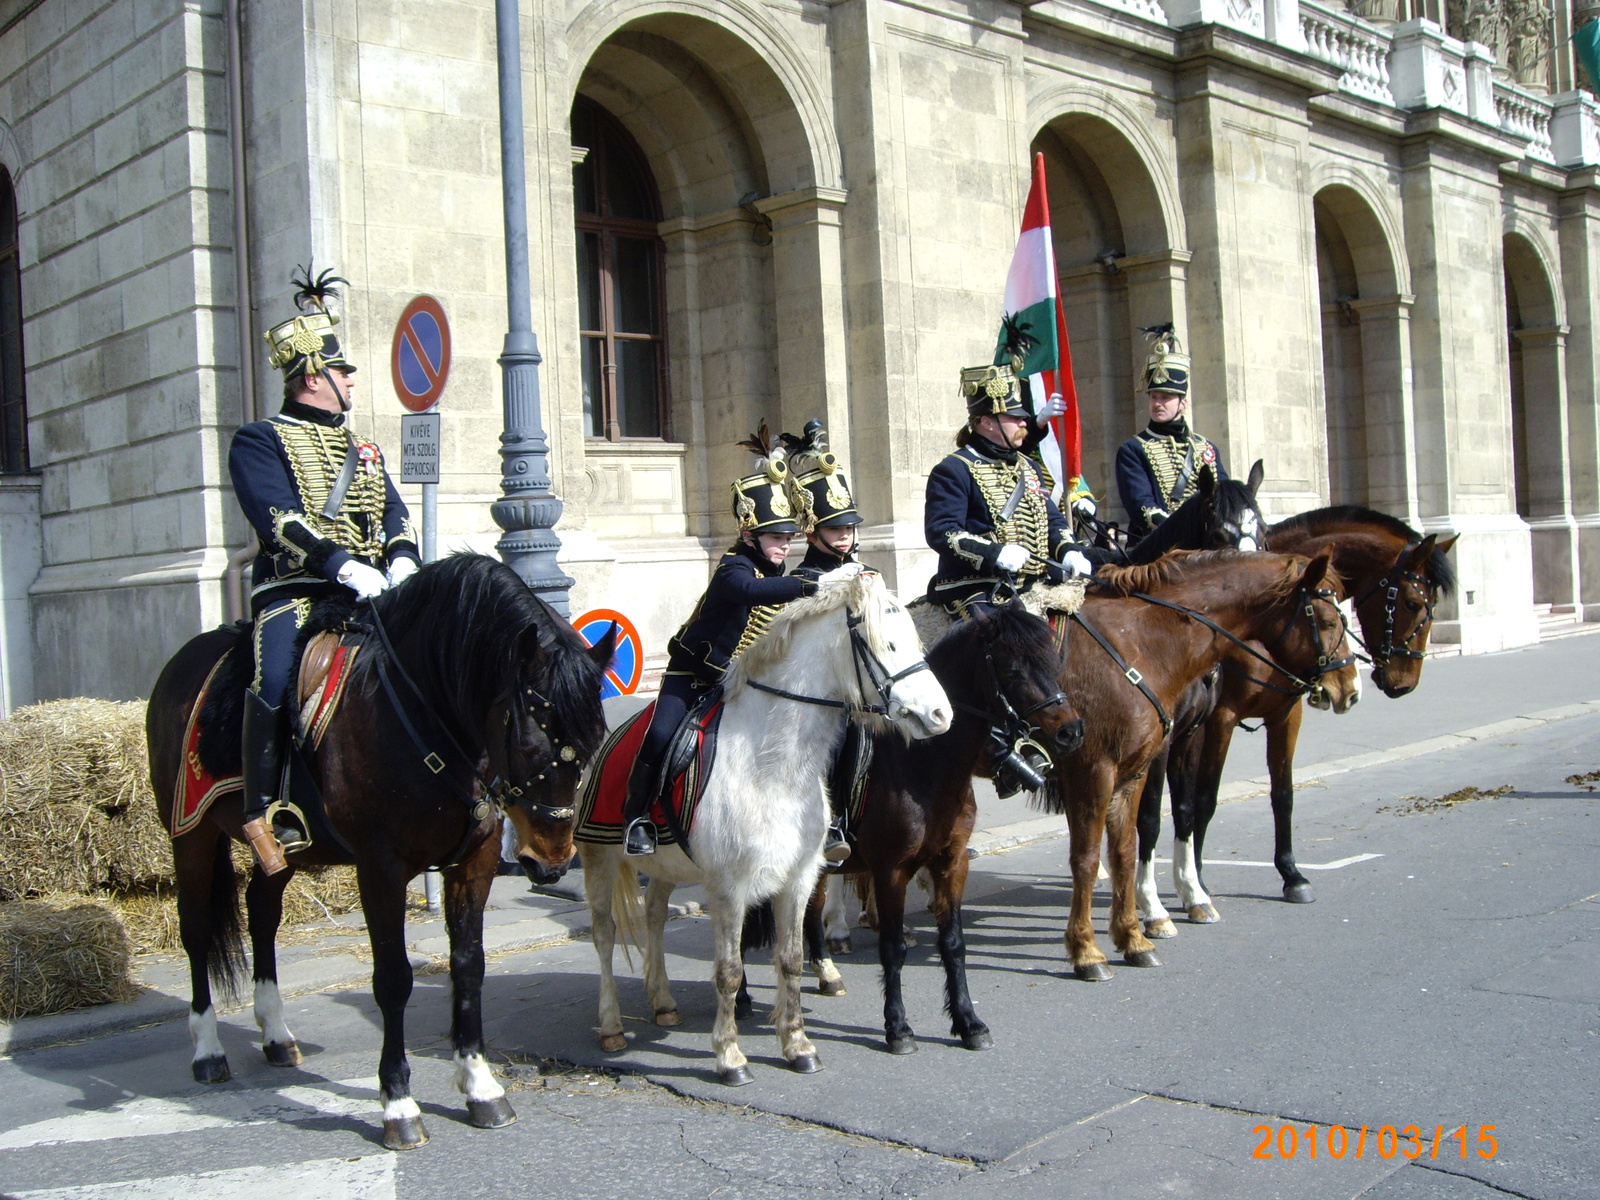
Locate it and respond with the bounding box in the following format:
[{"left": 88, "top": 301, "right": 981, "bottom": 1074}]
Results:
[
  {"left": 1434, "top": 533, "right": 1459, "bottom": 556},
  {"left": 587, "top": 622, "right": 619, "bottom": 672},
  {"left": 1246, "top": 459, "right": 1265, "bottom": 497},
  {"left": 1299, "top": 551, "right": 1332, "bottom": 591},
  {"left": 1198, "top": 464, "right": 1216, "bottom": 497},
  {"left": 1406, "top": 533, "right": 1438, "bottom": 566}
]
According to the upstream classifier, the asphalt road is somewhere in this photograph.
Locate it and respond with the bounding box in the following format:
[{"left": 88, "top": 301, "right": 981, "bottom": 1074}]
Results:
[{"left": 2, "top": 639, "right": 1597, "bottom": 1200}]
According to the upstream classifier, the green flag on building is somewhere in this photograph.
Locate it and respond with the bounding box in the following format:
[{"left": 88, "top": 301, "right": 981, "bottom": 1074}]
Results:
[{"left": 1576, "top": 20, "right": 1600, "bottom": 94}]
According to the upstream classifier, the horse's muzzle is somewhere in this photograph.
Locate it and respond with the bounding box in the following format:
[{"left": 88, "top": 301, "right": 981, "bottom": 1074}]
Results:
[
  {"left": 1054, "top": 717, "right": 1085, "bottom": 755},
  {"left": 518, "top": 854, "right": 568, "bottom": 886}
]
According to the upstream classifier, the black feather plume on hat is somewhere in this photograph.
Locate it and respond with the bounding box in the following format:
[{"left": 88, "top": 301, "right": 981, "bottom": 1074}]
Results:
[
  {"left": 736, "top": 421, "right": 779, "bottom": 461},
  {"left": 290, "top": 261, "right": 349, "bottom": 314},
  {"left": 779, "top": 419, "right": 827, "bottom": 457},
  {"left": 1140, "top": 322, "right": 1176, "bottom": 340},
  {"left": 998, "top": 313, "right": 1038, "bottom": 372}
]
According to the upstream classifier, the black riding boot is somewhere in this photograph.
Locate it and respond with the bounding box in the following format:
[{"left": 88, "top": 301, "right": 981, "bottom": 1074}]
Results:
[
  {"left": 240, "top": 692, "right": 301, "bottom": 875},
  {"left": 620, "top": 759, "right": 659, "bottom": 857}
]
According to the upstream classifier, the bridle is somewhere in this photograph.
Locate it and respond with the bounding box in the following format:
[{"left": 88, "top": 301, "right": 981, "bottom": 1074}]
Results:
[
  {"left": 1344, "top": 542, "right": 1436, "bottom": 670},
  {"left": 1229, "top": 584, "right": 1358, "bottom": 698},
  {"left": 746, "top": 607, "right": 933, "bottom": 719},
  {"left": 950, "top": 644, "right": 1071, "bottom": 796},
  {"left": 364, "top": 599, "right": 583, "bottom": 829}
]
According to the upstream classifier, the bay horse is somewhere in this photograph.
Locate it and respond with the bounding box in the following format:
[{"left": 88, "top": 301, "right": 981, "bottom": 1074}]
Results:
[
  {"left": 1040, "top": 550, "right": 1359, "bottom": 979},
  {"left": 1136, "top": 507, "right": 1457, "bottom": 928},
  {"left": 145, "top": 554, "right": 613, "bottom": 1149},
  {"left": 739, "top": 600, "right": 1083, "bottom": 1054},
  {"left": 579, "top": 568, "right": 951, "bottom": 1086}
]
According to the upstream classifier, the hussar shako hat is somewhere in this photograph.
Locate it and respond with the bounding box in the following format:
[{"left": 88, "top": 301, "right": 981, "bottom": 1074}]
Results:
[
  {"left": 964, "top": 312, "right": 1039, "bottom": 419},
  {"left": 1140, "top": 323, "right": 1189, "bottom": 397},
  {"left": 264, "top": 263, "right": 357, "bottom": 382},
  {"left": 731, "top": 422, "right": 800, "bottom": 535},
  {"left": 783, "top": 420, "right": 861, "bottom": 529}
]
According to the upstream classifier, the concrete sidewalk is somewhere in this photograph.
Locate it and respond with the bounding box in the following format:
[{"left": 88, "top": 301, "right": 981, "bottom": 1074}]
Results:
[{"left": 6, "top": 628, "right": 1599, "bottom": 1057}]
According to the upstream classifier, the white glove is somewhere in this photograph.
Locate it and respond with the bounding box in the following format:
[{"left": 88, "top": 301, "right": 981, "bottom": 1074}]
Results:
[
  {"left": 338, "top": 560, "right": 389, "bottom": 600},
  {"left": 1059, "top": 550, "right": 1093, "bottom": 578},
  {"left": 387, "top": 557, "right": 419, "bottom": 587},
  {"left": 817, "top": 562, "right": 865, "bottom": 587},
  {"left": 1036, "top": 392, "right": 1067, "bottom": 421},
  {"left": 1070, "top": 494, "right": 1097, "bottom": 519},
  {"left": 994, "top": 544, "right": 1031, "bottom": 573}
]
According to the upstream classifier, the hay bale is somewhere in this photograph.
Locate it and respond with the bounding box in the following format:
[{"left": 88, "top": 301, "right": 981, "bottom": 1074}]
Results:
[
  {"left": 0, "top": 899, "right": 139, "bottom": 1021},
  {"left": 0, "top": 699, "right": 166, "bottom": 900}
]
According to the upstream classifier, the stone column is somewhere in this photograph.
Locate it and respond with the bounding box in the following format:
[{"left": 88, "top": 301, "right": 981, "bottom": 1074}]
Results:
[
  {"left": 1349, "top": 293, "right": 1422, "bottom": 524},
  {"left": 756, "top": 186, "right": 853, "bottom": 469},
  {"left": 1559, "top": 169, "right": 1600, "bottom": 614},
  {"left": 1514, "top": 324, "right": 1580, "bottom": 612}
]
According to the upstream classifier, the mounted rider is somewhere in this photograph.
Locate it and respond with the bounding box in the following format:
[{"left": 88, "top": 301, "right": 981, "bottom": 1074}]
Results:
[
  {"left": 621, "top": 426, "right": 852, "bottom": 858},
  {"left": 925, "top": 359, "right": 1094, "bottom": 620},
  {"left": 1115, "top": 324, "right": 1228, "bottom": 539},
  {"left": 229, "top": 266, "right": 421, "bottom": 875}
]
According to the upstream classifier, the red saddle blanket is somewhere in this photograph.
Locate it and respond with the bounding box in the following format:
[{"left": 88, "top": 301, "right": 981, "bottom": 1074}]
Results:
[{"left": 576, "top": 698, "right": 723, "bottom": 847}]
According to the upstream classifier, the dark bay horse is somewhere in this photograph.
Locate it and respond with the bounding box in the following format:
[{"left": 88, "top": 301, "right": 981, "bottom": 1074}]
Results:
[
  {"left": 1040, "top": 550, "right": 1358, "bottom": 979},
  {"left": 146, "top": 555, "right": 613, "bottom": 1149},
  {"left": 1136, "top": 507, "right": 1457, "bottom": 926},
  {"left": 740, "top": 602, "right": 1083, "bottom": 1054}
]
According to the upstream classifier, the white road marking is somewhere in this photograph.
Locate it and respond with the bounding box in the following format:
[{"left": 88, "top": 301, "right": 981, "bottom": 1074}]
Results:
[
  {"left": 0, "top": 1077, "right": 378, "bottom": 1150},
  {"left": 1153, "top": 852, "right": 1384, "bottom": 871},
  {"left": 9, "top": 1154, "right": 396, "bottom": 1199}
]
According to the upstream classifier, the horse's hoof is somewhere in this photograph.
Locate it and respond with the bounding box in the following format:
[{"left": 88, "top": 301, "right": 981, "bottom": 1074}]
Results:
[
  {"left": 263, "top": 1040, "right": 303, "bottom": 1067},
  {"left": 717, "top": 1064, "right": 755, "bottom": 1087},
  {"left": 1284, "top": 883, "right": 1316, "bottom": 904},
  {"left": 816, "top": 978, "right": 847, "bottom": 997},
  {"left": 825, "top": 936, "right": 853, "bottom": 956},
  {"left": 960, "top": 1029, "right": 994, "bottom": 1051},
  {"left": 789, "top": 1053, "right": 823, "bottom": 1074},
  {"left": 902, "top": 931, "right": 917, "bottom": 948},
  {"left": 1075, "top": 961, "right": 1113, "bottom": 982},
  {"left": 1187, "top": 904, "right": 1220, "bottom": 924},
  {"left": 886, "top": 1035, "right": 918, "bottom": 1055},
  {"left": 383, "top": 1115, "right": 430, "bottom": 1150},
  {"left": 1145, "top": 919, "right": 1178, "bottom": 940},
  {"left": 192, "top": 1055, "right": 231, "bottom": 1085},
  {"left": 466, "top": 1097, "right": 518, "bottom": 1129},
  {"left": 1124, "top": 949, "right": 1162, "bottom": 968},
  {"left": 599, "top": 1033, "right": 628, "bottom": 1053},
  {"left": 734, "top": 996, "right": 754, "bottom": 1021},
  {"left": 654, "top": 1009, "right": 681, "bottom": 1027}
]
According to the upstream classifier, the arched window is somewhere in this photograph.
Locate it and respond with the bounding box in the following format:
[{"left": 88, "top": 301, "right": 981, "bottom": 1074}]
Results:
[
  {"left": 571, "top": 97, "right": 668, "bottom": 441},
  {"left": 0, "top": 168, "right": 25, "bottom": 472}
]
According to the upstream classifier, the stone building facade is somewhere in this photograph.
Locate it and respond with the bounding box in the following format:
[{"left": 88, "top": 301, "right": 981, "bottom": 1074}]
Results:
[{"left": 0, "top": 0, "right": 1595, "bottom": 702}]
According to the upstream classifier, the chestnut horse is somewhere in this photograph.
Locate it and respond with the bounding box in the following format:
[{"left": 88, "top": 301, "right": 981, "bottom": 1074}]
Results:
[
  {"left": 146, "top": 555, "right": 612, "bottom": 1149},
  {"left": 1041, "top": 550, "right": 1359, "bottom": 979},
  {"left": 1136, "top": 508, "right": 1458, "bottom": 928}
]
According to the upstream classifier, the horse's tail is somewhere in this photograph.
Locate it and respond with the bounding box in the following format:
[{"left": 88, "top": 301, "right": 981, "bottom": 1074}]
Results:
[
  {"left": 610, "top": 858, "right": 645, "bottom": 965},
  {"left": 206, "top": 834, "right": 247, "bottom": 1002},
  {"left": 741, "top": 899, "right": 777, "bottom": 954}
]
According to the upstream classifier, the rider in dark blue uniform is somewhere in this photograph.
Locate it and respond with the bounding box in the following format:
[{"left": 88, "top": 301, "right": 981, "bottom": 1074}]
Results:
[
  {"left": 229, "top": 266, "right": 420, "bottom": 874},
  {"left": 621, "top": 429, "right": 843, "bottom": 857},
  {"left": 925, "top": 360, "right": 1094, "bottom": 619},
  {"left": 1115, "top": 325, "right": 1227, "bottom": 539}
]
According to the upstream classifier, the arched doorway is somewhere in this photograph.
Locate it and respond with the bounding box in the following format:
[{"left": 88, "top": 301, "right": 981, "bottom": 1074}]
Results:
[
  {"left": 1310, "top": 185, "right": 1409, "bottom": 516},
  {"left": 1031, "top": 114, "right": 1181, "bottom": 526},
  {"left": 1502, "top": 231, "right": 1574, "bottom": 611}
]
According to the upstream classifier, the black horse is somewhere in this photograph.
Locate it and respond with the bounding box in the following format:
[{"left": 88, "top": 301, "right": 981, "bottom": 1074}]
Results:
[
  {"left": 742, "top": 602, "right": 1082, "bottom": 1052},
  {"left": 146, "top": 554, "right": 613, "bottom": 1150}
]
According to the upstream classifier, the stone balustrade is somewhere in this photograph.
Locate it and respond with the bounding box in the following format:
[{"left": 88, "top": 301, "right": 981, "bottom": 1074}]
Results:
[
  {"left": 1495, "top": 80, "right": 1557, "bottom": 163},
  {"left": 1298, "top": 0, "right": 1395, "bottom": 105}
]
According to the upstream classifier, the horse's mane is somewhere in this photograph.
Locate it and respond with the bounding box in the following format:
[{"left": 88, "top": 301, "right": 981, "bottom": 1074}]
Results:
[
  {"left": 729, "top": 570, "right": 882, "bottom": 686},
  {"left": 1093, "top": 548, "right": 1338, "bottom": 603},
  {"left": 1271, "top": 505, "right": 1457, "bottom": 595},
  {"left": 367, "top": 553, "right": 608, "bottom": 758},
  {"left": 931, "top": 600, "right": 1056, "bottom": 668},
  {"left": 1215, "top": 478, "right": 1264, "bottom": 529}
]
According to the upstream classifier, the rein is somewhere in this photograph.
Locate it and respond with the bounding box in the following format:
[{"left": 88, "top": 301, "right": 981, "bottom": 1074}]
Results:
[
  {"left": 746, "top": 608, "right": 932, "bottom": 717},
  {"left": 1069, "top": 610, "right": 1173, "bottom": 735}
]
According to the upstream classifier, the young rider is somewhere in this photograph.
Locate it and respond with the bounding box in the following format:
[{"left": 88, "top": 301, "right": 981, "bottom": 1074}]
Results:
[
  {"left": 228, "top": 266, "right": 420, "bottom": 875},
  {"left": 1115, "top": 324, "right": 1228, "bottom": 539}
]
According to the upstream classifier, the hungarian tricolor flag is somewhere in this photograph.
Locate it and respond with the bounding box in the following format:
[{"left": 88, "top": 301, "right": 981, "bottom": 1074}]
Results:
[{"left": 993, "top": 152, "right": 1083, "bottom": 503}]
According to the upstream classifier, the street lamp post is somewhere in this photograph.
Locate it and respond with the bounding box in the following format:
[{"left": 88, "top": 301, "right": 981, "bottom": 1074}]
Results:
[{"left": 492, "top": 0, "right": 574, "bottom": 613}]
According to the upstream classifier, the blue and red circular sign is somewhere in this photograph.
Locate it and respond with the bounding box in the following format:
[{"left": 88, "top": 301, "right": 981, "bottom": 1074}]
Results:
[
  {"left": 391, "top": 295, "right": 452, "bottom": 412},
  {"left": 574, "top": 608, "right": 643, "bottom": 699}
]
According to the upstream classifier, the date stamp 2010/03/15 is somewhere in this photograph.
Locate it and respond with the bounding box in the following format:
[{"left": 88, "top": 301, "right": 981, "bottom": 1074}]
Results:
[{"left": 1253, "top": 1124, "right": 1499, "bottom": 1161}]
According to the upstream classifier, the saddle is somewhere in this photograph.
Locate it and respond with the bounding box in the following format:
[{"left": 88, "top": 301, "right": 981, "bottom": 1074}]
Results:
[
  {"left": 575, "top": 694, "right": 725, "bottom": 848},
  {"left": 171, "top": 625, "right": 361, "bottom": 842}
]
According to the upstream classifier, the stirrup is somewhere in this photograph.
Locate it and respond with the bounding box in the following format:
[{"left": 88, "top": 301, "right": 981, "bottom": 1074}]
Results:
[
  {"left": 267, "top": 801, "right": 312, "bottom": 855},
  {"left": 822, "top": 825, "right": 851, "bottom": 864},
  {"left": 242, "top": 817, "right": 289, "bottom": 876},
  {"left": 623, "top": 817, "right": 658, "bottom": 857}
]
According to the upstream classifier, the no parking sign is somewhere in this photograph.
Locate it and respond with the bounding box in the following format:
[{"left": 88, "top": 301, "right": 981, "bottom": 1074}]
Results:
[
  {"left": 391, "top": 295, "right": 452, "bottom": 413},
  {"left": 574, "top": 608, "right": 643, "bottom": 699}
]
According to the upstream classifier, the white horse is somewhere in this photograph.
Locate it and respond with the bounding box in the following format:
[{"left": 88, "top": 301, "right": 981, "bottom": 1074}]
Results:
[{"left": 579, "top": 567, "right": 951, "bottom": 1085}]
